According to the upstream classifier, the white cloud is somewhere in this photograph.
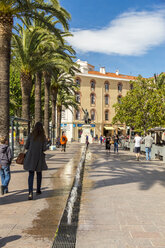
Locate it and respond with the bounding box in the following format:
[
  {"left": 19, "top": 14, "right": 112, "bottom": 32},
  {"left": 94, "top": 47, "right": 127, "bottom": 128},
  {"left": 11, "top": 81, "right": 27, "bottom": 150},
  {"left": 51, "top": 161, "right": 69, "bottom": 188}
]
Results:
[{"left": 67, "top": 10, "right": 165, "bottom": 56}]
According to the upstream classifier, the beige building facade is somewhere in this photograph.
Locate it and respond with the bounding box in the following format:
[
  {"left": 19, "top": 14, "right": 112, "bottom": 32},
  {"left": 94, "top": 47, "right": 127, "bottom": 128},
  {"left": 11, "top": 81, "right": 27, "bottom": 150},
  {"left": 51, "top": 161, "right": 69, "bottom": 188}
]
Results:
[{"left": 61, "top": 59, "right": 136, "bottom": 141}]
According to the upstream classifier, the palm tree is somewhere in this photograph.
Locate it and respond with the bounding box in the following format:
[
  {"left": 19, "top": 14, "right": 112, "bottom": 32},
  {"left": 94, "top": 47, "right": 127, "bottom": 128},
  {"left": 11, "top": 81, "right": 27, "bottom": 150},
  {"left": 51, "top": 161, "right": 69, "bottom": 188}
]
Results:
[
  {"left": 35, "top": 71, "right": 42, "bottom": 123},
  {"left": 12, "top": 25, "right": 47, "bottom": 120},
  {"left": 56, "top": 87, "right": 79, "bottom": 138},
  {"left": 42, "top": 41, "right": 78, "bottom": 138},
  {"left": 0, "top": 0, "right": 70, "bottom": 138},
  {"left": 50, "top": 63, "right": 80, "bottom": 143},
  {"left": 12, "top": 21, "right": 70, "bottom": 121}
]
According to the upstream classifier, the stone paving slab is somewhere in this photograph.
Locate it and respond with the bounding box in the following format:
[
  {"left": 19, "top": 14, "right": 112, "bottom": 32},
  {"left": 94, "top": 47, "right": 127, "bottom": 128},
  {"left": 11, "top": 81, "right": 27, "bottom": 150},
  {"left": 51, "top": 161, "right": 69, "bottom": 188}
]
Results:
[
  {"left": 76, "top": 144, "right": 165, "bottom": 248},
  {"left": 0, "top": 142, "right": 82, "bottom": 248}
]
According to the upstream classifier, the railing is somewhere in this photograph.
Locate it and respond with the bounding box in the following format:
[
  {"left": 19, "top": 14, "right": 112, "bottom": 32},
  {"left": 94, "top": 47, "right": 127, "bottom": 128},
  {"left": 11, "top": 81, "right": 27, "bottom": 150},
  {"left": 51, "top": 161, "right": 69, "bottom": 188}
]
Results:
[{"left": 121, "top": 140, "right": 165, "bottom": 161}]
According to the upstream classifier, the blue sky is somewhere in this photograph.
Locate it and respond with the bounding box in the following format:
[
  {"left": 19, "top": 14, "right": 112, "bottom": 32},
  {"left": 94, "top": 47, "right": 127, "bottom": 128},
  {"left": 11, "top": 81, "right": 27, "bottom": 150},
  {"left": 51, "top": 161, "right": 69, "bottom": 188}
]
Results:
[{"left": 60, "top": 0, "right": 165, "bottom": 77}]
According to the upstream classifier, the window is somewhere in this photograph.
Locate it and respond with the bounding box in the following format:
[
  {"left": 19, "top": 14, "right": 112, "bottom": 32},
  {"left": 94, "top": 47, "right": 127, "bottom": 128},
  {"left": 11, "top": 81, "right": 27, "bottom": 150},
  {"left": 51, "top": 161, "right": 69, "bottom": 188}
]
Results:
[
  {"left": 118, "top": 83, "right": 122, "bottom": 92},
  {"left": 105, "top": 95, "right": 109, "bottom": 105},
  {"left": 76, "top": 78, "right": 80, "bottom": 87},
  {"left": 91, "top": 93, "right": 95, "bottom": 105},
  {"left": 118, "top": 95, "right": 122, "bottom": 104},
  {"left": 105, "top": 110, "right": 109, "bottom": 121},
  {"left": 105, "top": 82, "right": 109, "bottom": 92},
  {"left": 91, "top": 109, "right": 95, "bottom": 120},
  {"left": 130, "top": 84, "right": 133, "bottom": 90},
  {"left": 76, "top": 93, "right": 80, "bottom": 103},
  {"left": 91, "top": 81, "right": 95, "bottom": 91},
  {"left": 76, "top": 110, "right": 80, "bottom": 120}
]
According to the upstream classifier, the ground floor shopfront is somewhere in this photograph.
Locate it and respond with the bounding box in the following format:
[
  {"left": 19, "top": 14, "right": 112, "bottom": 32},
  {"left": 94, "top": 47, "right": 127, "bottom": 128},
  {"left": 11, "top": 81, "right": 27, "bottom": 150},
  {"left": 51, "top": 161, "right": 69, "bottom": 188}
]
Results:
[{"left": 60, "top": 122, "right": 126, "bottom": 142}]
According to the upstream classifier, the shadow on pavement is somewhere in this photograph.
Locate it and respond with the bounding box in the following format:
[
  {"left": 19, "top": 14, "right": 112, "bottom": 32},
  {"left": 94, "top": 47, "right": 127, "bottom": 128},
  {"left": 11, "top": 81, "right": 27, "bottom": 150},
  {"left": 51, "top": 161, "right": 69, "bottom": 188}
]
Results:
[
  {"left": 0, "top": 187, "right": 59, "bottom": 205},
  {"left": 0, "top": 235, "right": 21, "bottom": 247},
  {"left": 88, "top": 144, "right": 165, "bottom": 191}
]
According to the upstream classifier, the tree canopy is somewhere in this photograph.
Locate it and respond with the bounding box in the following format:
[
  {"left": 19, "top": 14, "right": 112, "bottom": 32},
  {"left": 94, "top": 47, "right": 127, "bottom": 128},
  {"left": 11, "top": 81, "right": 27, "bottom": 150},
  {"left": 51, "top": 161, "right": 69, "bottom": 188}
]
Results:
[{"left": 112, "top": 74, "right": 165, "bottom": 132}]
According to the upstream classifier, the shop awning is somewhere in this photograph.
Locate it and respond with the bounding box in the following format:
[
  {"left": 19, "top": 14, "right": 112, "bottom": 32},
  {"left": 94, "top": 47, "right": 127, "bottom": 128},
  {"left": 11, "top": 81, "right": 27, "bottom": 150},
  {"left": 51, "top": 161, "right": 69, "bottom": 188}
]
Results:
[
  {"left": 118, "top": 127, "right": 125, "bottom": 130},
  {"left": 104, "top": 126, "right": 114, "bottom": 130}
]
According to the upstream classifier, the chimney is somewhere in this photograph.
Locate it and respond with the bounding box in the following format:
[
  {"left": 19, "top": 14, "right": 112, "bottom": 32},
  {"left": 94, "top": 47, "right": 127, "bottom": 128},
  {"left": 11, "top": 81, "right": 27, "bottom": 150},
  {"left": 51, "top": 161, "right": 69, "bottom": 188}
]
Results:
[
  {"left": 116, "top": 69, "right": 119, "bottom": 75},
  {"left": 100, "top": 67, "right": 106, "bottom": 74}
]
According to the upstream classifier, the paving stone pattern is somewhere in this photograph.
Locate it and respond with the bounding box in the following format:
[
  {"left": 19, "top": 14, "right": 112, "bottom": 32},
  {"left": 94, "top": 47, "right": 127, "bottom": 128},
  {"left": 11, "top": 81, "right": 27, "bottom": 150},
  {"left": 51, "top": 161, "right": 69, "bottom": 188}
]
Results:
[
  {"left": 76, "top": 144, "right": 165, "bottom": 248},
  {"left": 0, "top": 143, "right": 82, "bottom": 248}
]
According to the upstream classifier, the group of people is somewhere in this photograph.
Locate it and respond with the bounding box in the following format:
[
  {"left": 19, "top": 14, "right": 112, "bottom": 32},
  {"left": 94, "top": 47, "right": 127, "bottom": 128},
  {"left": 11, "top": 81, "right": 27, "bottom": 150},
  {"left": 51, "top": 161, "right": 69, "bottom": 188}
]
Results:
[
  {"left": 0, "top": 122, "right": 68, "bottom": 200},
  {"left": 0, "top": 124, "right": 154, "bottom": 200},
  {"left": 99, "top": 132, "right": 154, "bottom": 160},
  {"left": 99, "top": 134, "right": 119, "bottom": 153},
  {"left": 134, "top": 132, "right": 153, "bottom": 161}
]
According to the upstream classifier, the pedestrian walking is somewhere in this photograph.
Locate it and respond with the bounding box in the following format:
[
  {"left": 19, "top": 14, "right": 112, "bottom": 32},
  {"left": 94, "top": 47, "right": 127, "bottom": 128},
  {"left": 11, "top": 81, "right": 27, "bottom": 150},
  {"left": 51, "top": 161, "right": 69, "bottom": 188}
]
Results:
[
  {"left": 86, "top": 135, "right": 89, "bottom": 148},
  {"left": 56, "top": 136, "right": 60, "bottom": 148},
  {"left": 142, "top": 132, "right": 153, "bottom": 161},
  {"left": 23, "top": 122, "right": 48, "bottom": 200},
  {"left": 134, "top": 133, "right": 142, "bottom": 161},
  {"left": 99, "top": 135, "right": 103, "bottom": 144},
  {"left": 114, "top": 135, "right": 119, "bottom": 153},
  {"left": 0, "top": 136, "right": 12, "bottom": 195},
  {"left": 105, "top": 136, "right": 111, "bottom": 152},
  {"left": 60, "top": 132, "right": 68, "bottom": 152}
]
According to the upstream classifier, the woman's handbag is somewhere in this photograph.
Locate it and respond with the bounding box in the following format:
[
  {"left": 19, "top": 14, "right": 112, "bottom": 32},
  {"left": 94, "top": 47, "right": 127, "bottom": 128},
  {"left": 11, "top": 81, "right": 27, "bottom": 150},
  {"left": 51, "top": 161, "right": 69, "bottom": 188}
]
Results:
[{"left": 16, "top": 152, "right": 26, "bottom": 164}]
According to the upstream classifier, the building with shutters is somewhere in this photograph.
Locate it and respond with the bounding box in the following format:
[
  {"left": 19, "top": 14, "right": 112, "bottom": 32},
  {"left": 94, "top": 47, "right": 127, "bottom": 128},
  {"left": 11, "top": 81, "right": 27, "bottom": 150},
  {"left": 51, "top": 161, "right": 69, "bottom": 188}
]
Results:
[{"left": 61, "top": 59, "right": 136, "bottom": 141}]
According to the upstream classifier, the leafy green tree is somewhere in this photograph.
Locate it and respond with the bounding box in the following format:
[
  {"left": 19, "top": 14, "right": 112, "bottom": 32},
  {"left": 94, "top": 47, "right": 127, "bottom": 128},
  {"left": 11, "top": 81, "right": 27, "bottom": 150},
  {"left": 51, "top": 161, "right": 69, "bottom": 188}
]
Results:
[{"left": 113, "top": 75, "right": 165, "bottom": 132}]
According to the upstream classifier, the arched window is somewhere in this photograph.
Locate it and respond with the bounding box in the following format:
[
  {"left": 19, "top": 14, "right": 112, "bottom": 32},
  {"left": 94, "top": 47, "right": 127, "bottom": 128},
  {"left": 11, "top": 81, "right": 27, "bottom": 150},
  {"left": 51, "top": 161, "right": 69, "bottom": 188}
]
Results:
[
  {"left": 76, "top": 93, "right": 80, "bottom": 103},
  {"left": 76, "top": 110, "right": 80, "bottom": 120},
  {"left": 91, "top": 93, "right": 95, "bottom": 105},
  {"left": 91, "top": 109, "right": 95, "bottom": 120},
  {"left": 105, "top": 95, "right": 109, "bottom": 105},
  {"left": 105, "top": 110, "right": 109, "bottom": 121},
  {"left": 118, "top": 95, "right": 122, "bottom": 104},
  {"left": 91, "top": 80, "right": 95, "bottom": 91},
  {"left": 118, "top": 83, "right": 122, "bottom": 93},
  {"left": 76, "top": 78, "right": 80, "bottom": 87},
  {"left": 105, "top": 82, "right": 109, "bottom": 92}
]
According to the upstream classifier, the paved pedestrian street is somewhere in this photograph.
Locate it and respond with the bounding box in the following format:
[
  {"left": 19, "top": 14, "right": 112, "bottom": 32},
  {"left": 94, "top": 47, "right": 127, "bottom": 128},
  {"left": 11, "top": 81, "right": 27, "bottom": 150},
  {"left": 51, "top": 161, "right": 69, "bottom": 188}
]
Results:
[
  {"left": 76, "top": 144, "right": 165, "bottom": 248},
  {"left": 1, "top": 142, "right": 165, "bottom": 248},
  {"left": 0, "top": 143, "right": 82, "bottom": 248}
]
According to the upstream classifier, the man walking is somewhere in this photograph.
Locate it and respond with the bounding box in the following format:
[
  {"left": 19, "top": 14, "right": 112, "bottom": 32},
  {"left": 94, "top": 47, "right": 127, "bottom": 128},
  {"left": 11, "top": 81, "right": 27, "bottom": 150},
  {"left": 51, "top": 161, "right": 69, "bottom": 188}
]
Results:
[
  {"left": 142, "top": 132, "right": 153, "bottom": 161},
  {"left": 134, "top": 133, "right": 142, "bottom": 161},
  {"left": 60, "top": 132, "right": 68, "bottom": 152}
]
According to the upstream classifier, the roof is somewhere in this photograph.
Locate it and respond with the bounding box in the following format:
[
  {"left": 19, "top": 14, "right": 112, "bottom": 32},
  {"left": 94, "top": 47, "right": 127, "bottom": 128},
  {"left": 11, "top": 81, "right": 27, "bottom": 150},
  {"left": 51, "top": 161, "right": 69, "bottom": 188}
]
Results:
[
  {"left": 149, "top": 127, "right": 165, "bottom": 132},
  {"left": 88, "top": 70, "right": 137, "bottom": 80}
]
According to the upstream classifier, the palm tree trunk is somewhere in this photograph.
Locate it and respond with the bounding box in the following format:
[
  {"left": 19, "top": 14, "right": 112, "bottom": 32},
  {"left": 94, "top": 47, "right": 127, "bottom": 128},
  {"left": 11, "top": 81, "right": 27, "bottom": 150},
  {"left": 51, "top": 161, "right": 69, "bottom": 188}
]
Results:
[
  {"left": 0, "top": 15, "right": 13, "bottom": 139},
  {"left": 35, "top": 72, "right": 42, "bottom": 123},
  {"left": 51, "top": 89, "right": 58, "bottom": 145},
  {"left": 21, "top": 72, "right": 32, "bottom": 121},
  {"left": 57, "top": 105, "right": 62, "bottom": 138},
  {"left": 44, "top": 72, "right": 51, "bottom": 138}
]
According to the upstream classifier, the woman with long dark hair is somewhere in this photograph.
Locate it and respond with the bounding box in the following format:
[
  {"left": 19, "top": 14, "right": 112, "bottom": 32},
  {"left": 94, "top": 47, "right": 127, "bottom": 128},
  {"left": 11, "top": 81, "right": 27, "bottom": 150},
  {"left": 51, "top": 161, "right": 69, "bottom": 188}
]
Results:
[{"left": 24, "top": 122, "right": 48, "bottom": 200}]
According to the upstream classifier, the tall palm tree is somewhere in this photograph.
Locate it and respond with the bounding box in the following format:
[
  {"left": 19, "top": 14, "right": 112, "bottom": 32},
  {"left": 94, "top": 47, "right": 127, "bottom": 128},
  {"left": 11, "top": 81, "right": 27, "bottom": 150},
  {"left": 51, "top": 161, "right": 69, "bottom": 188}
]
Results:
[
  {"left": 43, "top": 71, "right": 51, "bottom": 138},
  {"left": 0, "top": 0, "right": 70, "bottom": 138},
  {"left": 12, "top": 22, "right": 70, "bottom": 121},
  {"left": 43, "top": 41, "right": 77, "bottom": 138},
  {"left": 35, "top": 71, "right": 42, "bottom": 123},
  {"left": 50, "top": 62, "right": 80, "bottom": 143},
  {"left": 56, "top": 87, "right": 79, "bottom": 138},
  {"left": 12, "top": 25, "right": 47, "bottom": 120}
]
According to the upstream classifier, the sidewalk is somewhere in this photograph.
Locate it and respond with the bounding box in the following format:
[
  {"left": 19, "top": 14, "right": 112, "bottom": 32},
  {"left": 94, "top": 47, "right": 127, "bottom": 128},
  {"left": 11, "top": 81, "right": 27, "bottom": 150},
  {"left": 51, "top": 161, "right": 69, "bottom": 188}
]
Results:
[
  {"left": 76, "top": 144, "right": 165, "bottom": 248},
  {"left": 0, "top": 142, "right": 82, "bottom": 248}
]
